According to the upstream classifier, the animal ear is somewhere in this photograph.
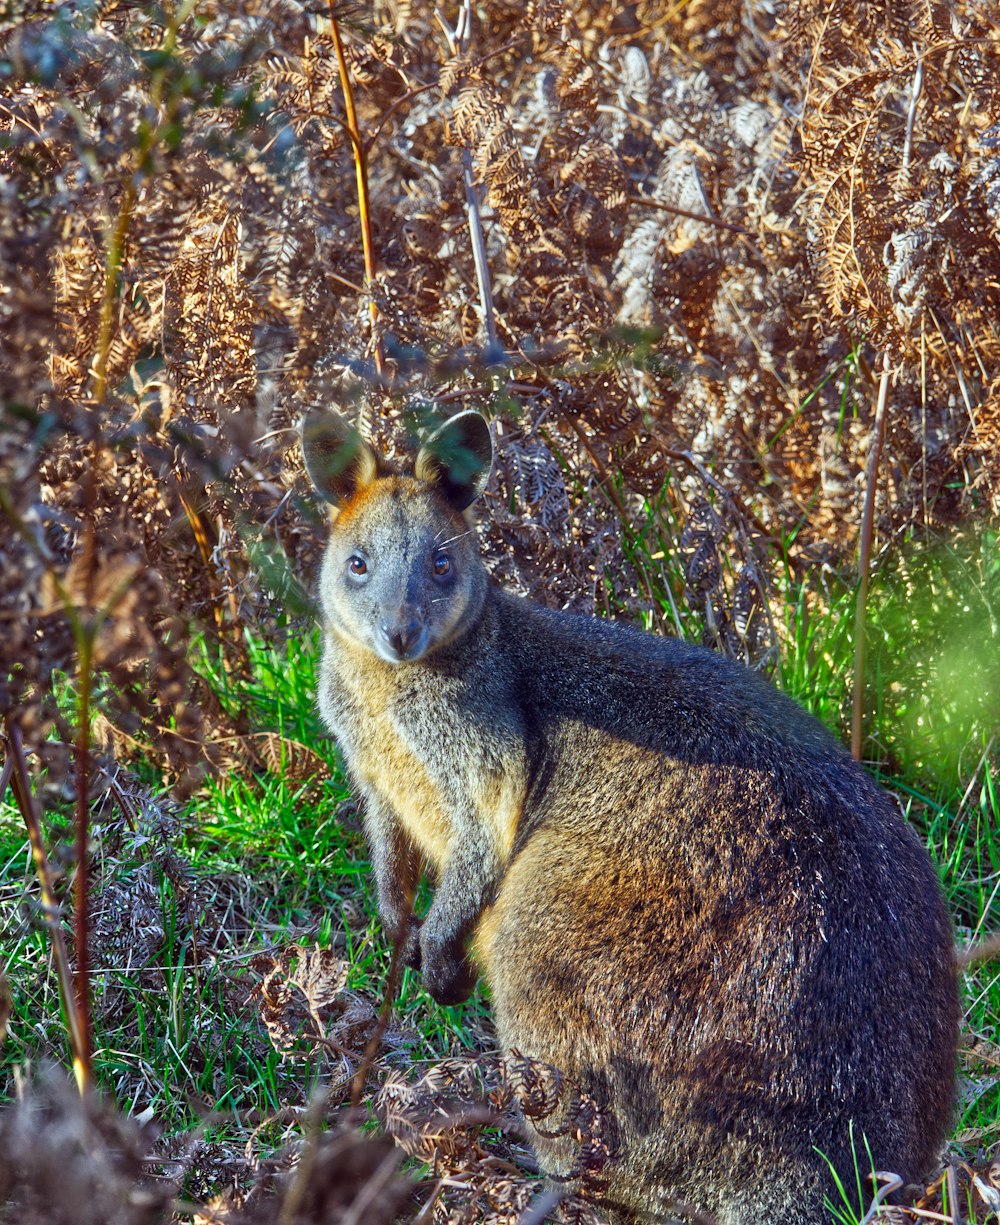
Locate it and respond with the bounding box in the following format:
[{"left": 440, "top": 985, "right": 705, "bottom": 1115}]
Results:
[
  {"left": 414, "top": 411, "right": 493, "bottom": 512},
  {"left": 300, "top": 410, "right": 377, "bottom": 506}
]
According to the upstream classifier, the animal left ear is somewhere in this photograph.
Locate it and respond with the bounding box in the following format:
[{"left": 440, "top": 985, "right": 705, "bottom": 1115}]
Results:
[
  {"left": 300, "top": 409, "right": 378, "bottom": 507},
  {"left": 414, "top": 411, "right": 494, "bottom": 512}
]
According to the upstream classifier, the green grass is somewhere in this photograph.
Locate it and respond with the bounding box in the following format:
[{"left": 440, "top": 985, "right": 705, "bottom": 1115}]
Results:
[{"left": 1, "top": 624, "right": 495, "bottom": 1130}]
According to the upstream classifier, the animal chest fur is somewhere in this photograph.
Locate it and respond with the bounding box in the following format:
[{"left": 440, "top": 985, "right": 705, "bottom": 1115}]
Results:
[
  {"left": 325, "top": 653, "right": 454, "bottom": 868},
  {"left": 322, "top": 637, "right": 525, "bottom": 874},
  {"left": 352, "top": 710, "right": 454, "bottom": 868}
]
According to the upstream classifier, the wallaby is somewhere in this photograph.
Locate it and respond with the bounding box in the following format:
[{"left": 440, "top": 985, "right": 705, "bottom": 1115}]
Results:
[{"left": 301, "top": 408, "right": 958, "bottom": 1225}]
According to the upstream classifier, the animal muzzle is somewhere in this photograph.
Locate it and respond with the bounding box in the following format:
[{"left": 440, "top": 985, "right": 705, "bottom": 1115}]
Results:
[{"left": 376, "top": 616, "right": 428, "bottom": 663}]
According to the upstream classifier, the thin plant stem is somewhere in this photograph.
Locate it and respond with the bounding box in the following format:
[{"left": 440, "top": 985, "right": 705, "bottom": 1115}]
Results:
[
  {"left": 456, "top": 0, "right": 499, "bottom": 352},
  {"left": 3, "top": 720, "right": 93, "bottom": 1093},
  {"left": 902, "top": 60, "right": 924, "bottom": 174},
  {"left": 627, "top": 193, "right": 750, "bottom": 236},
  {"left": 852, "top": 353, "right": 892, "bottom": 761},
  {"left": 348, "top": 904, "right": 414, "bottom": 1108},
  {"left": 957, "top": 928, "right": 1000, "bottom": 971},
  {"left": 328, "top": 4, "right": 384, "bottom": 377},
  {"left": 91, "top": 181, "right": 137, "bottom": 406},
  {"left": 462, "top": 152, "right": 499, "bottom": 352},
  {"left": 73, "top": 633, "right": 94, "bottom": 1071}
]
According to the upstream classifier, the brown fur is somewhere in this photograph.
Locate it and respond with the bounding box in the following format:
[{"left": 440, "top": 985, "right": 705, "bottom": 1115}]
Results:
[{"left": 301, "top": 410, "right": 959, "bottom": 1225}]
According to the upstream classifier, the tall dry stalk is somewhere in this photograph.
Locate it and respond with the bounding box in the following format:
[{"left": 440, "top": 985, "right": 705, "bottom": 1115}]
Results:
[
  {"left": 3, "top": 722, "right": 93, "bottom": 1092},
  {"left": 329, "top": 3, "right": 384, "bottom": 378},
  {"left": 852, "top": 355, "right": 892, "bottom": 761}
]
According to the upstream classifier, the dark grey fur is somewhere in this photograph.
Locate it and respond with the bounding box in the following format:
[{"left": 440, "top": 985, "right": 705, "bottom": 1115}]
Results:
[{"left": 303, "top": 410, "right": 958, "bottom": 1225}]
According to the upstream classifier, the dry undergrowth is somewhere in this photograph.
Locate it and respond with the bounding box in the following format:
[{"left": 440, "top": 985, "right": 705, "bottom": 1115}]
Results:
[
  {"left": 1, "top": 0, "right": 999, "bottom": 1222},
  {"left": 2, "top": 0, "right": 998, "bottom": 775}
]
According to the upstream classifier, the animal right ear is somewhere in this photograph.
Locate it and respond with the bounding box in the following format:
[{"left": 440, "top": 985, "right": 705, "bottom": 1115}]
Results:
[
  {"left": 414, "top": 411, "right": 494, "bottom": 512},
  {"left": 300, "top": 410, "right": 378, "bottom": 507}
]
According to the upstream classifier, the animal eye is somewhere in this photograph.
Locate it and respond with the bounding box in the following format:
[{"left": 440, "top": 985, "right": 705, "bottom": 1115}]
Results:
[
  {"left": 348, "top": 555, "right": 368, "bottom": 576},
  {"left": 433, "top": 553, "right": 451, "bottom": 577}
]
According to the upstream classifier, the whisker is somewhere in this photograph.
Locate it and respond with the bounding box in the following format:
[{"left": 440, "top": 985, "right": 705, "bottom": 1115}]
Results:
[{"left": 433, "top": 527, "right": 477, "bottom": 549}]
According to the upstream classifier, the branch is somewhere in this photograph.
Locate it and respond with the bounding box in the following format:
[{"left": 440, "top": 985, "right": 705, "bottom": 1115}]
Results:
[{"left": 627, "top": 193, "right": 750, "bottom": 237}]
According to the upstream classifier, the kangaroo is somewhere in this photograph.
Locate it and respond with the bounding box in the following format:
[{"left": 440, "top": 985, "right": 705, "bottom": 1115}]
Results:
[{"left": 301, "top": 408, "right": 958, "bottom": 1225}]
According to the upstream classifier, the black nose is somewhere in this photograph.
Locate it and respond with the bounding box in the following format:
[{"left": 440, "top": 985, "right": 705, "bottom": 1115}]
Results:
[{"left": 382, "top": 619, "right": 422, "bottom": 656}]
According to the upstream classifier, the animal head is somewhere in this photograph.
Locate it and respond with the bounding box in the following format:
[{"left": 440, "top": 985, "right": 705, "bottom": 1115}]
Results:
[{"left": 301, "top": 409, "right": 494, "bottom": 664}]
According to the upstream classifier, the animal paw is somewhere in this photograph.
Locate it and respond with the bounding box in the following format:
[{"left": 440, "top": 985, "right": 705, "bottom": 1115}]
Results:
[{"left": 420, "top": 930, "right": 477, "bottom": 1005}]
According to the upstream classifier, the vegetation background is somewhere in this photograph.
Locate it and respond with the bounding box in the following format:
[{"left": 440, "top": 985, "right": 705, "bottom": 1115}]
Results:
[{"left": 0, "top": 0, "right": 998, "bottom": 1221}]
